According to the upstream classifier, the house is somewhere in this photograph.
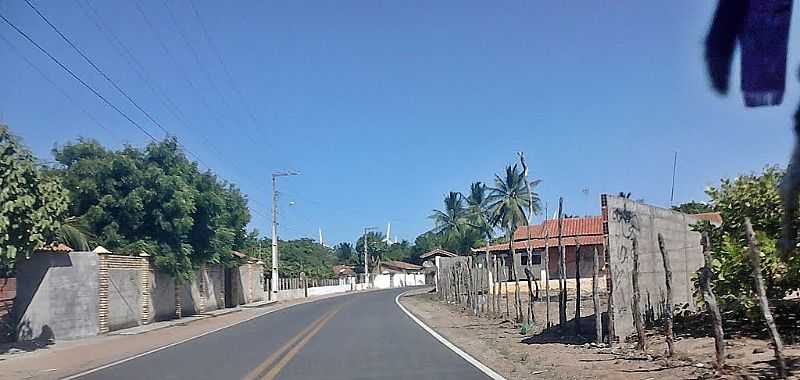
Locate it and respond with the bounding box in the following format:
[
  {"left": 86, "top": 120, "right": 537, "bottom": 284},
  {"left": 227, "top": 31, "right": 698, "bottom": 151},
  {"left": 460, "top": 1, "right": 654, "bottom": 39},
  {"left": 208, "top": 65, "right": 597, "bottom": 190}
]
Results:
[
  {"left": 475, "top": 216, "right": 605, "bottom": 280},
  {"left": 419, "top": 248, "right": 457, "bottom": 262},
  {"left": 378, "top": 260, "right": 423, "bottom": 274},
  {"left": 474, "top": 210, "right": 723, "bottom": 281},
  {"left": 332, "top": 265, "right": 356, "bottom": 277}
]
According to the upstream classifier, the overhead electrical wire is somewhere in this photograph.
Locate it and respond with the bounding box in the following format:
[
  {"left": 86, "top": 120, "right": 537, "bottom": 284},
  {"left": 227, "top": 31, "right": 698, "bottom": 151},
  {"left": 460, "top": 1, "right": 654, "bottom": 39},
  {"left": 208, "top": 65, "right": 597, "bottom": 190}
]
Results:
[
  {"left": 76, "top": 0, "right": 270, "bottom": 212},
  {"left": 0, "top": 5, "right": 270, "bottom": 220}
]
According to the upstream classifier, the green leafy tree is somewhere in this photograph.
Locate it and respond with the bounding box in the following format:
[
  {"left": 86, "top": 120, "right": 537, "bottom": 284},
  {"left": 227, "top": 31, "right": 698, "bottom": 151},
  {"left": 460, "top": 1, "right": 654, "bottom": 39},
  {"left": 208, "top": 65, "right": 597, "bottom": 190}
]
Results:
[
  {"left": 276, "top": 238, "right": 336, "bottom": 278},
  {"left": 700, "top": 166, "right": 799, "bottom": 319},
  {"left": 487, "top": 164, "right": 539, "bottom": 238},
  {"left": 334, "top": 242, "right": 356, "bottom": 265},
  {"left": 429, "top": 192, "right": 476, "bottom": 254},
  {"left": 355, "top": 231, "right": 388, "bottom": 272},
  {"left": 52, "top": 138, "right": 251, "bottom": 281},
  {"left": 672, "top": 201, "right": 713, "bottom": 215},
  {"left": 0, "top": 126, "right": 69, "bottom": 275},
  {"left": 465, "top": 181, "right": 495, "bottom": 250}
]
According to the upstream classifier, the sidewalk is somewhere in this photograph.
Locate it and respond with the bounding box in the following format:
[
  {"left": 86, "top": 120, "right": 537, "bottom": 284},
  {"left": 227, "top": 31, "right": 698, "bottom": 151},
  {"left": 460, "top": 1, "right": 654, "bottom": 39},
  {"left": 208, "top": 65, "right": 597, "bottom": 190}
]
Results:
[
  {"left": 109, "top": 300, "right": 275, "bottom": 336},
  {"left": 0, "top": 291, "right": 368, "bottom": 380}
]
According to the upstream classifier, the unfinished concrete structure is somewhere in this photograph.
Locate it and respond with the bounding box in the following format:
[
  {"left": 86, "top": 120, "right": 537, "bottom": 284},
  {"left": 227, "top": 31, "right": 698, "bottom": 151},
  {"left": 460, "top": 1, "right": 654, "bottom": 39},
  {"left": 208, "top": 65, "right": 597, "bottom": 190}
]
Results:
[{"left": 602, "top": 194, "right": 716, "bottom": 341}]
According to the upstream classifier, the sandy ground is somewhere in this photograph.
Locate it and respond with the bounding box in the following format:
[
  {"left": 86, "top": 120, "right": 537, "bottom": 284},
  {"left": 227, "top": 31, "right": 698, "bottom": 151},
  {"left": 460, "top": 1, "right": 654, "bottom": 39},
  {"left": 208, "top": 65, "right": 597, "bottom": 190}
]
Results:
[{"left": 400, "top": 287, "right": 800, "bottom": 380}]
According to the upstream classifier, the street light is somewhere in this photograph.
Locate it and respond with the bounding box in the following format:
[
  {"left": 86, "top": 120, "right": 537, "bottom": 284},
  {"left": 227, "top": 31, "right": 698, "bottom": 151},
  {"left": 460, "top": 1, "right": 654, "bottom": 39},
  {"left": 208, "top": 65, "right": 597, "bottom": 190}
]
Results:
[{"left": 271, "top": 171, "right": 299, "bottom": 298}]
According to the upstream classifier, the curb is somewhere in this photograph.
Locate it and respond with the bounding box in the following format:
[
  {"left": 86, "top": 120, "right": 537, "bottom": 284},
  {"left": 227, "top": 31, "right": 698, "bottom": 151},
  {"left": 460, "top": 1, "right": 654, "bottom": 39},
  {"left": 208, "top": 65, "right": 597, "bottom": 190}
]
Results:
[{"left": 395, "top": 289, "right": 507, "bottom": 380}]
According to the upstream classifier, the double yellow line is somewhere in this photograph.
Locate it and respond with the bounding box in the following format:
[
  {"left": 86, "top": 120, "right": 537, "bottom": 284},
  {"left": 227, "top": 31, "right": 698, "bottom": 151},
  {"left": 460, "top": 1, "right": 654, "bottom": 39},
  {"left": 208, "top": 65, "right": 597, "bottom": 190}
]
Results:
[{"left": 243, "top": 305, "right": 343, "bottom": 380}]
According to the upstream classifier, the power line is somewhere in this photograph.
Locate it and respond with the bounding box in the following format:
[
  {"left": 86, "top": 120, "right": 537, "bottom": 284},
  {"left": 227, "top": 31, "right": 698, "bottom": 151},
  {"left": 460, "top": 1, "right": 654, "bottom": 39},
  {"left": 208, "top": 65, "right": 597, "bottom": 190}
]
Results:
[
  {"left": 186, "top": 0, "right": 262, "bottom": 131},
  {"left": 160, "top": 0, "right": 255, "bottom": 141},
  {"left": 22, "top": 0, "right": 180, "bottom": 142},
  {"left": 36, "top": 0, "right": 273, "bottom": 214},
  {"left": 0, "top": 31, "right": 119, "bottom": 142},
  {"left": 1, "top": 7, "right": 271, "bottom": 221},
  {"left": 76, "top": 0, "right": 191, "bottom": 134},
  {"left": 77, "top": 0, "right": 269, "bottom": 210},
  {"left": 0, "top": 11, "right": 160, "bottom": 142}
]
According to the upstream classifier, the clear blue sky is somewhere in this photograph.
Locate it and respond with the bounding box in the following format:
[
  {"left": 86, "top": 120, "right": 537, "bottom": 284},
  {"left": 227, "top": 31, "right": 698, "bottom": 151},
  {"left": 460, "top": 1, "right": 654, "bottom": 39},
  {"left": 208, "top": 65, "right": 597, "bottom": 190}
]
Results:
[{"left": 1, "top": 0, "right": 797, "bottom": 245}]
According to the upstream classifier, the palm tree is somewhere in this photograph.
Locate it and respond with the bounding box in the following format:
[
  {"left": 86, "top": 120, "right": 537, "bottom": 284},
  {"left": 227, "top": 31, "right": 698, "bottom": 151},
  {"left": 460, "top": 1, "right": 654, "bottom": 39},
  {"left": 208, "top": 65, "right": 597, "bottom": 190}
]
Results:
[
  {"left": 429, "top": 192, "right": 470, "bottom": 253},
  {"left": 465, "top": 181, "right": 495, "bottom": 316},
  {"left": 487, "top": 164, "right": 541, "bottom": 322}
]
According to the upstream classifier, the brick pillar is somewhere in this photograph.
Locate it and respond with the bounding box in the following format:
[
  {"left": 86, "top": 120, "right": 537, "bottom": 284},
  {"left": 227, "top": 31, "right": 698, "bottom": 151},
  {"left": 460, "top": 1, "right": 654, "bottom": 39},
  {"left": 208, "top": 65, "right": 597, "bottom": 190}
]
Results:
[
  {"left": 139, "top": 254, "right": 151, "bottom": 325},
  {"left": 97, "top": 253, "right": 109, "bottom": 334}
]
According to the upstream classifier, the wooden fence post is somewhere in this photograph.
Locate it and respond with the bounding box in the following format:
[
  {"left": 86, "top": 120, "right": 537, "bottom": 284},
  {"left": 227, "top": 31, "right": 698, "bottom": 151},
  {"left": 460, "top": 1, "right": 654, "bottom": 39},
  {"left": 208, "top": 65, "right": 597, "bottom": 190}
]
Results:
[
  {"left": 745, "top": 218, "right": 786, "bottom": 378},
  {"left": 700, "top": 232, "right": 725, "bottom": 369},
  {"left": 557, "top": 197, "right": 567, "bottom": 328},
  {"left": 657, "top": 233, "right": 674, "bottom": 357}
]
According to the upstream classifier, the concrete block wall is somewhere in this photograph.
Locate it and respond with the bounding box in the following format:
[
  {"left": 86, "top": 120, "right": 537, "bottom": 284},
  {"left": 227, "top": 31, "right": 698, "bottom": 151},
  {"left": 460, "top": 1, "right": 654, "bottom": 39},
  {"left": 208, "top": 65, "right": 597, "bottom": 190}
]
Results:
[
  {"left": 98, "top": 254, "right": 149, "bottom": 333},
  {"left": 16, "top": 252, "right": 100, "bottom": 341},
  {"left": 604, "top": 195, "right": 705, "bottom": 341},
  {"left": 234, "top": 263, "right": 265, "bottom": 305}
]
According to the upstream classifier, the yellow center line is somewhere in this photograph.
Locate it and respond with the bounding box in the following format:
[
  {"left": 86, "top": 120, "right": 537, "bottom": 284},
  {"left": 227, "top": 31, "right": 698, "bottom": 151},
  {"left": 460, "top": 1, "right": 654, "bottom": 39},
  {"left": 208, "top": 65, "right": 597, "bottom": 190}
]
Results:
[
  {"left": 260, "top": 305, "right": 343, "bottom": 380},
  {"left": 242, "top": 308, "right": 336, "bottom": 380}
]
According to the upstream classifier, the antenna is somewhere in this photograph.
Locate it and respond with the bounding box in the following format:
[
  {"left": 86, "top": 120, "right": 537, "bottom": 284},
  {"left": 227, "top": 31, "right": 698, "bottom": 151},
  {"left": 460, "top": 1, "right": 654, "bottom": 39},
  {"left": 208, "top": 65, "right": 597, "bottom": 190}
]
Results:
[{"left": 669, "top": 151, "right": 678, "bottom": 206}]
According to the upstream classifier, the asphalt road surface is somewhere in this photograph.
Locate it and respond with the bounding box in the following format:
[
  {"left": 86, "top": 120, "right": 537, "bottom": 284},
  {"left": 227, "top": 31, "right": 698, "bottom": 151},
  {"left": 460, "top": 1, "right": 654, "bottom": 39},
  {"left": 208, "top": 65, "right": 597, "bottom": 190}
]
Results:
[{"left": 75, "top": 287, "right": 491, "bottom": 380}]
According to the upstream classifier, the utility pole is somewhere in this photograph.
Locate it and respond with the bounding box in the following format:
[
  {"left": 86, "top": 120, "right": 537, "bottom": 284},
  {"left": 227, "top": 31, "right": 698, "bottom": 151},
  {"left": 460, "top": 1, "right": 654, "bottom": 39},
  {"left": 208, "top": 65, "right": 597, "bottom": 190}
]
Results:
[
  {"left": 363, "top": 226, "right": 377, "bottom": 287},
  {"left": 271, "top": 171, "right": 299, "bottom": 299}
]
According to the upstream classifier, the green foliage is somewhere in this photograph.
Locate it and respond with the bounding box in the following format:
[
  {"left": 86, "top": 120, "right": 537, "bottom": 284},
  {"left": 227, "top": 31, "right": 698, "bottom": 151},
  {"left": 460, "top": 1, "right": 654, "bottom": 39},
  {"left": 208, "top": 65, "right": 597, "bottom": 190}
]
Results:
[
  {"left": 355, "top": 231, "right": 389, "bottom": 271},
  {"left": 52, "top": 138, "right": 251, "bottom": 281},
  {"left": 698, "top": 166, "right": 800, "bottom": 317},
  {"left": 334, "top": 242, "right": 356, "bottom": 265},
  {"left": 671, "top": 201, "right": 713, "bottom": 215},
  {"left": 0, "top": 126, "right": 69, "bottom": 275},
  {"left": 275, "top": 238, "right": 336, "bottom": 278},
  {"left": 486, "top": 164, "right": 541, "bottom": 249}
]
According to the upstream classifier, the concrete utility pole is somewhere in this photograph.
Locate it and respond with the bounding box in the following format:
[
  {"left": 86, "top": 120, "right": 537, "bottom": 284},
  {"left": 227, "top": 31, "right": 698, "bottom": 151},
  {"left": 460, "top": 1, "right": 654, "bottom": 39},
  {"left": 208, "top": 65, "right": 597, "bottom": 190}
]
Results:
[
  {"left": 363, "top": 226, "right": 377, "bottom": 287},
  {"left": 271, "top": 171, "right": 299, "bottom": 298}
]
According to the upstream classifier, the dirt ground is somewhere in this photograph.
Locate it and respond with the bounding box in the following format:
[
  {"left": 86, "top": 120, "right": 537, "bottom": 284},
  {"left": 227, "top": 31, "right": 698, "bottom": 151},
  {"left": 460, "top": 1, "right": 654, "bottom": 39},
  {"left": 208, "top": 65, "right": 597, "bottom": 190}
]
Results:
[{"left": 400, "top": 287, "right": 800, "bottom": 380}]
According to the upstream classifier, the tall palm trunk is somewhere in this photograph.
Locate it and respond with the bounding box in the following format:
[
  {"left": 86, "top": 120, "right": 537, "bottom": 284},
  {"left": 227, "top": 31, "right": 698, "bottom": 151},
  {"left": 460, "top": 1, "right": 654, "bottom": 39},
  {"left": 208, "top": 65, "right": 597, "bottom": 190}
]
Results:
[{"left": 510, "top": 231, "right": 523, "bottom": 323}]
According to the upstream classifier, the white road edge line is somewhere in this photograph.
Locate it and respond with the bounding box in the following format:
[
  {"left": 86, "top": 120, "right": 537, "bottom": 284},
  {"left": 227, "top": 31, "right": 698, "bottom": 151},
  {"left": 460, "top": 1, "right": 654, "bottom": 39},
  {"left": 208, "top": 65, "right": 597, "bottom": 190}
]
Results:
[
  {"left": 395, "top": 290, "right": 507, "bottom": 380},
  {"left": 62, "top": 289, "right": 383, "bottom": 380}
]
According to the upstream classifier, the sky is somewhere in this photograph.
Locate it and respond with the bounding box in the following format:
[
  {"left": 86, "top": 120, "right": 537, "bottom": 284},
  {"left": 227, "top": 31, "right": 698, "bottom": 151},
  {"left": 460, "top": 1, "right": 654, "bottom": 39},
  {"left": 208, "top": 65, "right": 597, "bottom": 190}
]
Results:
[{"left": 1, "top": 0, "right": 798, "bottom": 245}]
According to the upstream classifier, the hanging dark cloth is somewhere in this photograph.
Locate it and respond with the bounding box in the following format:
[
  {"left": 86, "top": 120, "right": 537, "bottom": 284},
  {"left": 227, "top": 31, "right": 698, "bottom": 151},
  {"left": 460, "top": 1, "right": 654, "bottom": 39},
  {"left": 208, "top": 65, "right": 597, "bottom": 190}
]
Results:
[{"left": 705, "top": 0, "right": 793, "bottom": 107}]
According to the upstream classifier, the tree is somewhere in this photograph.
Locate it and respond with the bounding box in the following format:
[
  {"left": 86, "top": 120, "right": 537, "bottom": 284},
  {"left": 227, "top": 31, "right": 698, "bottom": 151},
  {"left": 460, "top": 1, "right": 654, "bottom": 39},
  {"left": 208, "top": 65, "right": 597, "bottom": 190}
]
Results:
[
  {"left": 487, "top": 164, "right": 539, "bottom": 323},
  {"left": 0, "top": 126, "right": 69, "bottom": 276},
  {"left": 700, "top": 166, "right": 799, "bottom": 321},
  {"left": 276, "top": 238, "right": 336, "bottom": 278},
  {"left": 672, "top": 201, "right": 713, "bottom": 215},
  {"left": 52, "top": 138, "right": 251, "bottom": 281},
  {"left": 356, "top": 231, "right": 389, "bottom": 272},
  {"left": 334, "top": 242, "right": 356, "bottom": 264},
  {"left": 430, "top": 192, "right": 477, "bottom": 254}
]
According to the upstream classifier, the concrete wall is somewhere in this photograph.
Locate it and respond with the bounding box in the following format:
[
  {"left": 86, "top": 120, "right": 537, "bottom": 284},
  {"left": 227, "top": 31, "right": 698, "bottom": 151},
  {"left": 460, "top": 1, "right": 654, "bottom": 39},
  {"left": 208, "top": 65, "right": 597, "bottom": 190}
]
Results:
[
  {"left": 107, "top": 269, "right": 142, "bottom": 330},
  {"left": 233, "top": 263, "right": 265, "bottom": 305},
  {"left": 15, "top": 252, "right": 99, "bottom": 341},
  {"left": 178, "top": 266, "right": 224, "bottom": 315},
  {"left": 604, "top": 195, "right": 705, "bottom": 341},
  {"left": 149, "top": 270, "right": 175, "bottom": 322},
  {"left": 372, "top": 273, "right": 425, "bottom": 289}
]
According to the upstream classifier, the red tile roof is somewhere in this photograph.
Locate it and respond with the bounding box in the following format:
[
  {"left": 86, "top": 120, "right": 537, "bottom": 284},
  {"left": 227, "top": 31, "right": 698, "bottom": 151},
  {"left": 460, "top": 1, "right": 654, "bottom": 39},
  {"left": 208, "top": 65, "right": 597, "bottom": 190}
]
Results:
[
  {"left": 513, "top": 216, "right": 603, "bottom": 240},
  {"left": 476, "top": 216, "right": 604, "bottom": 253},
  {"left": 381, "top": 260, "right": 423, "bottom": 271},
  {"left": 690, "top": 212, "right": 723, "bottom": 226},
  {"left": 419, "top": 248, "right": 458, "bottom": 259}
]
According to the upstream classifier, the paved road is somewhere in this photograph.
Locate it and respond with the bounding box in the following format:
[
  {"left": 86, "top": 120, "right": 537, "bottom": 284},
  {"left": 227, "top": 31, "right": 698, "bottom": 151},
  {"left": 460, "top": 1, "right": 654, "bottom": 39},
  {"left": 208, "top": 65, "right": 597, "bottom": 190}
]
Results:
[{"left": 75, "top": 288, "right": 491, "bottom": 380}]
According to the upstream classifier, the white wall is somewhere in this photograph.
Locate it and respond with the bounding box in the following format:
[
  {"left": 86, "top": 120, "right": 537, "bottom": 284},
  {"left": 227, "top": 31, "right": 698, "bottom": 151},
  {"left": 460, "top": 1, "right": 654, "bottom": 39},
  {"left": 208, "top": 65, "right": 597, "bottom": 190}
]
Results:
[{"left": 273, "top": 273, "right": 423, "bottom": 301}]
